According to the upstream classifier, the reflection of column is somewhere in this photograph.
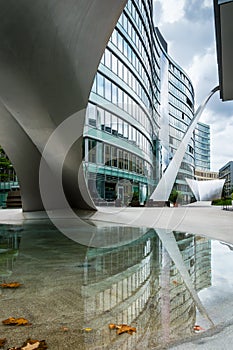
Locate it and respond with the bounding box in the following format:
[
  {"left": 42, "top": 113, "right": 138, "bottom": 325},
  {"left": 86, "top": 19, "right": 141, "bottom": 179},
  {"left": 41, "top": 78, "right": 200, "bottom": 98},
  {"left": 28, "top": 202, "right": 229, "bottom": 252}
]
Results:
[
  {"left": 150, "top": 86, "right": 219, "bottom": 201},
  {"left": 160, "top": 246, "right": 171, "bottom": 344}
]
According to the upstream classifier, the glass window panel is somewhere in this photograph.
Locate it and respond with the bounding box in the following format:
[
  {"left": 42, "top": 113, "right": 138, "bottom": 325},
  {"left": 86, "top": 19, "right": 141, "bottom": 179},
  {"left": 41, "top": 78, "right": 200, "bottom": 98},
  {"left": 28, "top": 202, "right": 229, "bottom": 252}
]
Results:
[
  {"left": 88, "top": 104, "right": 96, "bottom": 127},
  {"left": 123, "top": 40, "right": 128, "bottom": 57},
  {"left": 97, "top": 73, "right": 104, "bottom": 96},
  {"left": 111, "top": 146, "right": 117, "bottom": 167},
  {"left": 105, "top": 50, "right": 111, "bottom": 68},
  {"left": 97, "top": 107, "right": 105, "bottom": 131},
  {"left": 105, "top": 79, "right": 112, "bottom": 101},
  {"left": 118, "top": 149, "right": 123, "bottom": 169},
  {"left": 105, "top": 144, "right": 111, "bottom": 166},
  {"left": 123, "top": 151, "right": 129, "bottom": 170},
  {"left": 112, "top": 54, "right": 118, "bottom": 75},
  {"left": 118, "top": 60, "right": 123, "bottom": 80},
  {"left": 112, "top": 84, "right": 118, "bottom": 104},
  {"left": 118, "top": 33, "right": 123, "bottom": 52},
  {"left": 105, "top": 112, "right": 111, "bottom": 133},
  {"left": 128, "top": 153, "right": 132, "bottom": 171},
  {"left": 111, "top": 30, "right": 117, "bottom": 46},
  {"left": 131, "top": 127, "right": 136, "bottom": 143},
  {"left": 112, "top": 115, "right": 118, "bottom": 136},
  {"left": 123, "top": 122, "right": 128, "bottom": 139},
  {"left": 118, "top": 89, "right": 123, "bottom": 108},
  {"left": 88, "top": 139, "right": 97, "bottom": 163},
  {"left": 132, "top": 155, "right": 136, "bottom": 172},
  {"left": 118, "top": 119, "right": 123, "bottom": 137}
]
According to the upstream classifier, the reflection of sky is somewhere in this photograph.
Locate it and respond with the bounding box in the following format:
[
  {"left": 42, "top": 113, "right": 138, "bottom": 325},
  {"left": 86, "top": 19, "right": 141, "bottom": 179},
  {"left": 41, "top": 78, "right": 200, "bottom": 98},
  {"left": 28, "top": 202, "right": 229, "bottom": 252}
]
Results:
[{"left": 198, "top": 240, "right": 233, "bottom": 323}]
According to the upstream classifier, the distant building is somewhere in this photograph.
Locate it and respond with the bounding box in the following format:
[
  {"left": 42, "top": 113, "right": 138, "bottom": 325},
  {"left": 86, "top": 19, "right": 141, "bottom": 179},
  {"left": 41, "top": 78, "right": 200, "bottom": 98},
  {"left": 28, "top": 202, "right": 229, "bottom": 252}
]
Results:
[
  {"left": 194, "top": 122, "right": 219, "bottom": 181},
  {"left": 195, "top": 122, "right": 210, "bottom": 172},
  {"left": 219, "top": 161, "right": 233, "bottom": 196},
  {"left": 195, "top": 170, "right": 218, "bottom": 181}
]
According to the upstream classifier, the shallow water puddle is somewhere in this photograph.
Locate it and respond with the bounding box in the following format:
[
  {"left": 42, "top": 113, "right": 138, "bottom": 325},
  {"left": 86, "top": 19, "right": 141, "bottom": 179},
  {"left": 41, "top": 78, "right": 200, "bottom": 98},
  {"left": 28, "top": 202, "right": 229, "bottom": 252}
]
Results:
[{"left": 0, "top": 222, "right": 233, "bottom": 349}]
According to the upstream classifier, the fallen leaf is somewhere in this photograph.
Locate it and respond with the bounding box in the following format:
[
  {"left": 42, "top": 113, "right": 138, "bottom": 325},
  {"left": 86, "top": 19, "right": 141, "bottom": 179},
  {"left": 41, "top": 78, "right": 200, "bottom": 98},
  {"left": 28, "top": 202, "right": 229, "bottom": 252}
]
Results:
[
  {"left": 0, "top": 282, "right": 22, "bottom": 288},
  {"left": 194, "top": 325, "right": 205, "bottom": 331},
  {"left": 2, "top": 317, "right": 30, "bottom": 326},
  {"left": 116, "top": 324, "right": 136, "bottom": 335},
  {"left": 109, "top": 323, "right": 136, "bottom": 335},
  {"left": 8, "top": 339, "right": 47, "bottom": 350},
  {"left": 22, "top": 339, "right": 47, "bottom": 350},
  {"left": 0, "top": 338, "right": 6, "bottom": 347},
  {"left": 21, "top": 342, "right": 40, "bottom": 350},
  {"left": 83, "top": 327, "right": 92, "bottom": 332},
  {"left": 108, "top": 323, "right": 116, "bottom": 330},
  {"left": 172, "top": 280, "right": 179, "bottom": 285}
]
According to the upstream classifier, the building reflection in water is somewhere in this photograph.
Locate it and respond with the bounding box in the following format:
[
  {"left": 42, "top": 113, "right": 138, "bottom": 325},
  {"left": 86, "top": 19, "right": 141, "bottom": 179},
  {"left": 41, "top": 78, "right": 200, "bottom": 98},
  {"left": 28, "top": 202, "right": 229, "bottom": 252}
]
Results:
[
  {"left": 0, "top": 224, "right": 211, "bottom": 349},
  {"left": 0, "top": 226, "right": 21, "bottom": 279},
  {"left": 81, "top": 228, "right": 211, "bottom": 349}
]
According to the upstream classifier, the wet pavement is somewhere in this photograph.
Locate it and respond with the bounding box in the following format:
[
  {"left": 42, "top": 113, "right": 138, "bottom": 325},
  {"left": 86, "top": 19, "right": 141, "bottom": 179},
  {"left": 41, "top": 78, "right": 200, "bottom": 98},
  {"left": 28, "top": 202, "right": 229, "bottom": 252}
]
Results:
[{"left": 1, "top": 220, "right": 233, "bottom": 349}]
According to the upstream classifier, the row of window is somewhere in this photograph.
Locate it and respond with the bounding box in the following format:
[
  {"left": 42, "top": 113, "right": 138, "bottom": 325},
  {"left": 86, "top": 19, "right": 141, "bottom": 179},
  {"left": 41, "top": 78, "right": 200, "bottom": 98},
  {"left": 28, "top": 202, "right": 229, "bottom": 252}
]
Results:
[
  {"left": 92, "top": 72, "right": 152, "bottom": 133},
  {"left": 195, "top": 147, "right": 210, "bottom": 156},
  {"left": 180, "top": 161, "right": 195, "bottom": 174},
  {"left": 169, "top": 125, "right": 184, "bottom": 140},
  {"left": 169, "top": 72, "right": 194, "bottom": 106},
  {"left": 169, "top": 82, "right": 193, "bottom": 107},
  {"left": 169, "top": 135, "right": 194, "bottom": 154},
  {"left": 195, "top": 160, "right": 211, "bottom": 169},
  {"left": 118, "top": 10, "right": 152, "bottom": 59},
  {"left": 183, "top": 152, "right": 195, "bottom": 165},
  {"left": 118, "top": 4, "right": 154, "bottom": 71},
  {"left": 110, "top": 27, "right": 154, "bottom": 86},
  {"left": 169, "top": 105, "right": 192, "bottom": 125},
  {"left": 101, "top": 48, "right": 151, "bottom": 110},
  {"left": 195, "top": 134, "right": 210, "bottom": 144},
  {"left": 169, "top": 63, "right": 194, "bottom": 95},
  {"left": 86, "top": 104, "right": 152, "bottom": 156},
  {"left": 196, "top": 154, "right": 210, "bottom": 161},
  {"left": 85, "top": 138, "right": 153, "bottom": 178},
  {"left": 169, "top": 94, "right": 194, "bottom": 119},
  {"left": 196, "top": 123, "right": 210, "bottom": 133},
  {"left": 176, "top": 173, "right": 193, "bottom": 181}
]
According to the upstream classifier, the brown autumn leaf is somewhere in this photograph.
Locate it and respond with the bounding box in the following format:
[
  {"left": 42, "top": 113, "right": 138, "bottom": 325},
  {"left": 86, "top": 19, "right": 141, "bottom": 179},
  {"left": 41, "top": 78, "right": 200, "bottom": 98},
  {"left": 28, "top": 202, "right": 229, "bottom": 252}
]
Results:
[
  {"left": 116, "top": 324, "right": 136, "bottom": 335},
  {"left": 108, "top": 323, "right": 116, "bottom": 330},
  {"left": 172, "top": 280, "right": 179, "bottom": 285},
  {"left": 0, "top": 338, "right": 6, "bottom": 347},
  {"left": 193, "top": 325, "right": 205, "bottom": 331},
  {"left": 22, "top": 339, "right": 47, "bottom": 350},
  {"left": 8, "top": 339, "right": 47, "bottom": 350},
  {"left": 0, "top": 282, "right": 22, "bottom": 288},
  {"left": 21, "top": 342, "right": 40, "bottom": 350},
  {"left": 2, "top": 317, "right": 30, "bottom": 326},
  {"left": 109, "top": 323, "right": 136, "bottom": 335}
]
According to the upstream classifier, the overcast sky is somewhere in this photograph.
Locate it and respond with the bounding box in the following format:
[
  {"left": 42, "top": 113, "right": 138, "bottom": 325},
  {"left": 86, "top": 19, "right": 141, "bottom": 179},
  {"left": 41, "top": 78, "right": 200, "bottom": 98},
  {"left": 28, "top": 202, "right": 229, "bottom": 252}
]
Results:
[{"left": 153, "top": 0, "right": 233, "bottom": 171}]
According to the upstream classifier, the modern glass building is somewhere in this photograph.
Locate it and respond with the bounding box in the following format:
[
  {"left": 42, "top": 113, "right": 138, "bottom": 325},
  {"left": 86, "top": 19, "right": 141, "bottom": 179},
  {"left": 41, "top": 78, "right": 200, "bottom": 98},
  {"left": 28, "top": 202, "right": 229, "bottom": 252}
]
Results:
[
  {"left": 83, "top": 0, "right": 196, "bottom": 206},
  {"left": 194, "top": 122, "right": 210, "bottom": 172},
  {"left": 219, "top": 161, "right": 233, "bottom": 196},
  {"left": 166, "top": 57, "right": 195, "bottom": 203}
]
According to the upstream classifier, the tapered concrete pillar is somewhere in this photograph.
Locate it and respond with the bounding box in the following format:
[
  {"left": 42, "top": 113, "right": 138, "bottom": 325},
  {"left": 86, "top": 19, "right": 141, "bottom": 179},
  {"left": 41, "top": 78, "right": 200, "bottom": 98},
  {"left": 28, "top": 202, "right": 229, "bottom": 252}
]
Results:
[{"left": 0, "top": 0, "right": 127, "bottom": 211}]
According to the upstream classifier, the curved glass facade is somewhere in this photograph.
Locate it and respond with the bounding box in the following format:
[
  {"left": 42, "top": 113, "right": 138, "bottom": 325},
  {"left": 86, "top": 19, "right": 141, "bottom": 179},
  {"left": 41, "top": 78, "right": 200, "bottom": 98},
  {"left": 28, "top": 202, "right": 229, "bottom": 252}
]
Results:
[
  {"left": 83, "top": 0, "right": 196, "bottom": 205},
  {"left": 168, "top": 59, "right": 195, "bottom": 203}
]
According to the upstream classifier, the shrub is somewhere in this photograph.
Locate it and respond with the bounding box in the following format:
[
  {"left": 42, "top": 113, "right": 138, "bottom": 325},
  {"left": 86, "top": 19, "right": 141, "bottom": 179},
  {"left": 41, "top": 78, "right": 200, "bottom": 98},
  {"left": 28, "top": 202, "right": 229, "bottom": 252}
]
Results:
[{"left": 211, "top": 198, "right": 232, "bottom": 206}]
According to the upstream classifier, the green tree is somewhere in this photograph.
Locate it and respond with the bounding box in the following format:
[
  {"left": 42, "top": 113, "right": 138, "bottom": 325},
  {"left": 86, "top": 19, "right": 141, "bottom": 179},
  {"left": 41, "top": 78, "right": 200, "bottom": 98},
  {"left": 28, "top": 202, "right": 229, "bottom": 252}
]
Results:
[
  {"left": 169, "top": 189, "right": 182, "bottom": 206},
  {"left": 0, "top": 146, "right": 13, "bottom": 182}
]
